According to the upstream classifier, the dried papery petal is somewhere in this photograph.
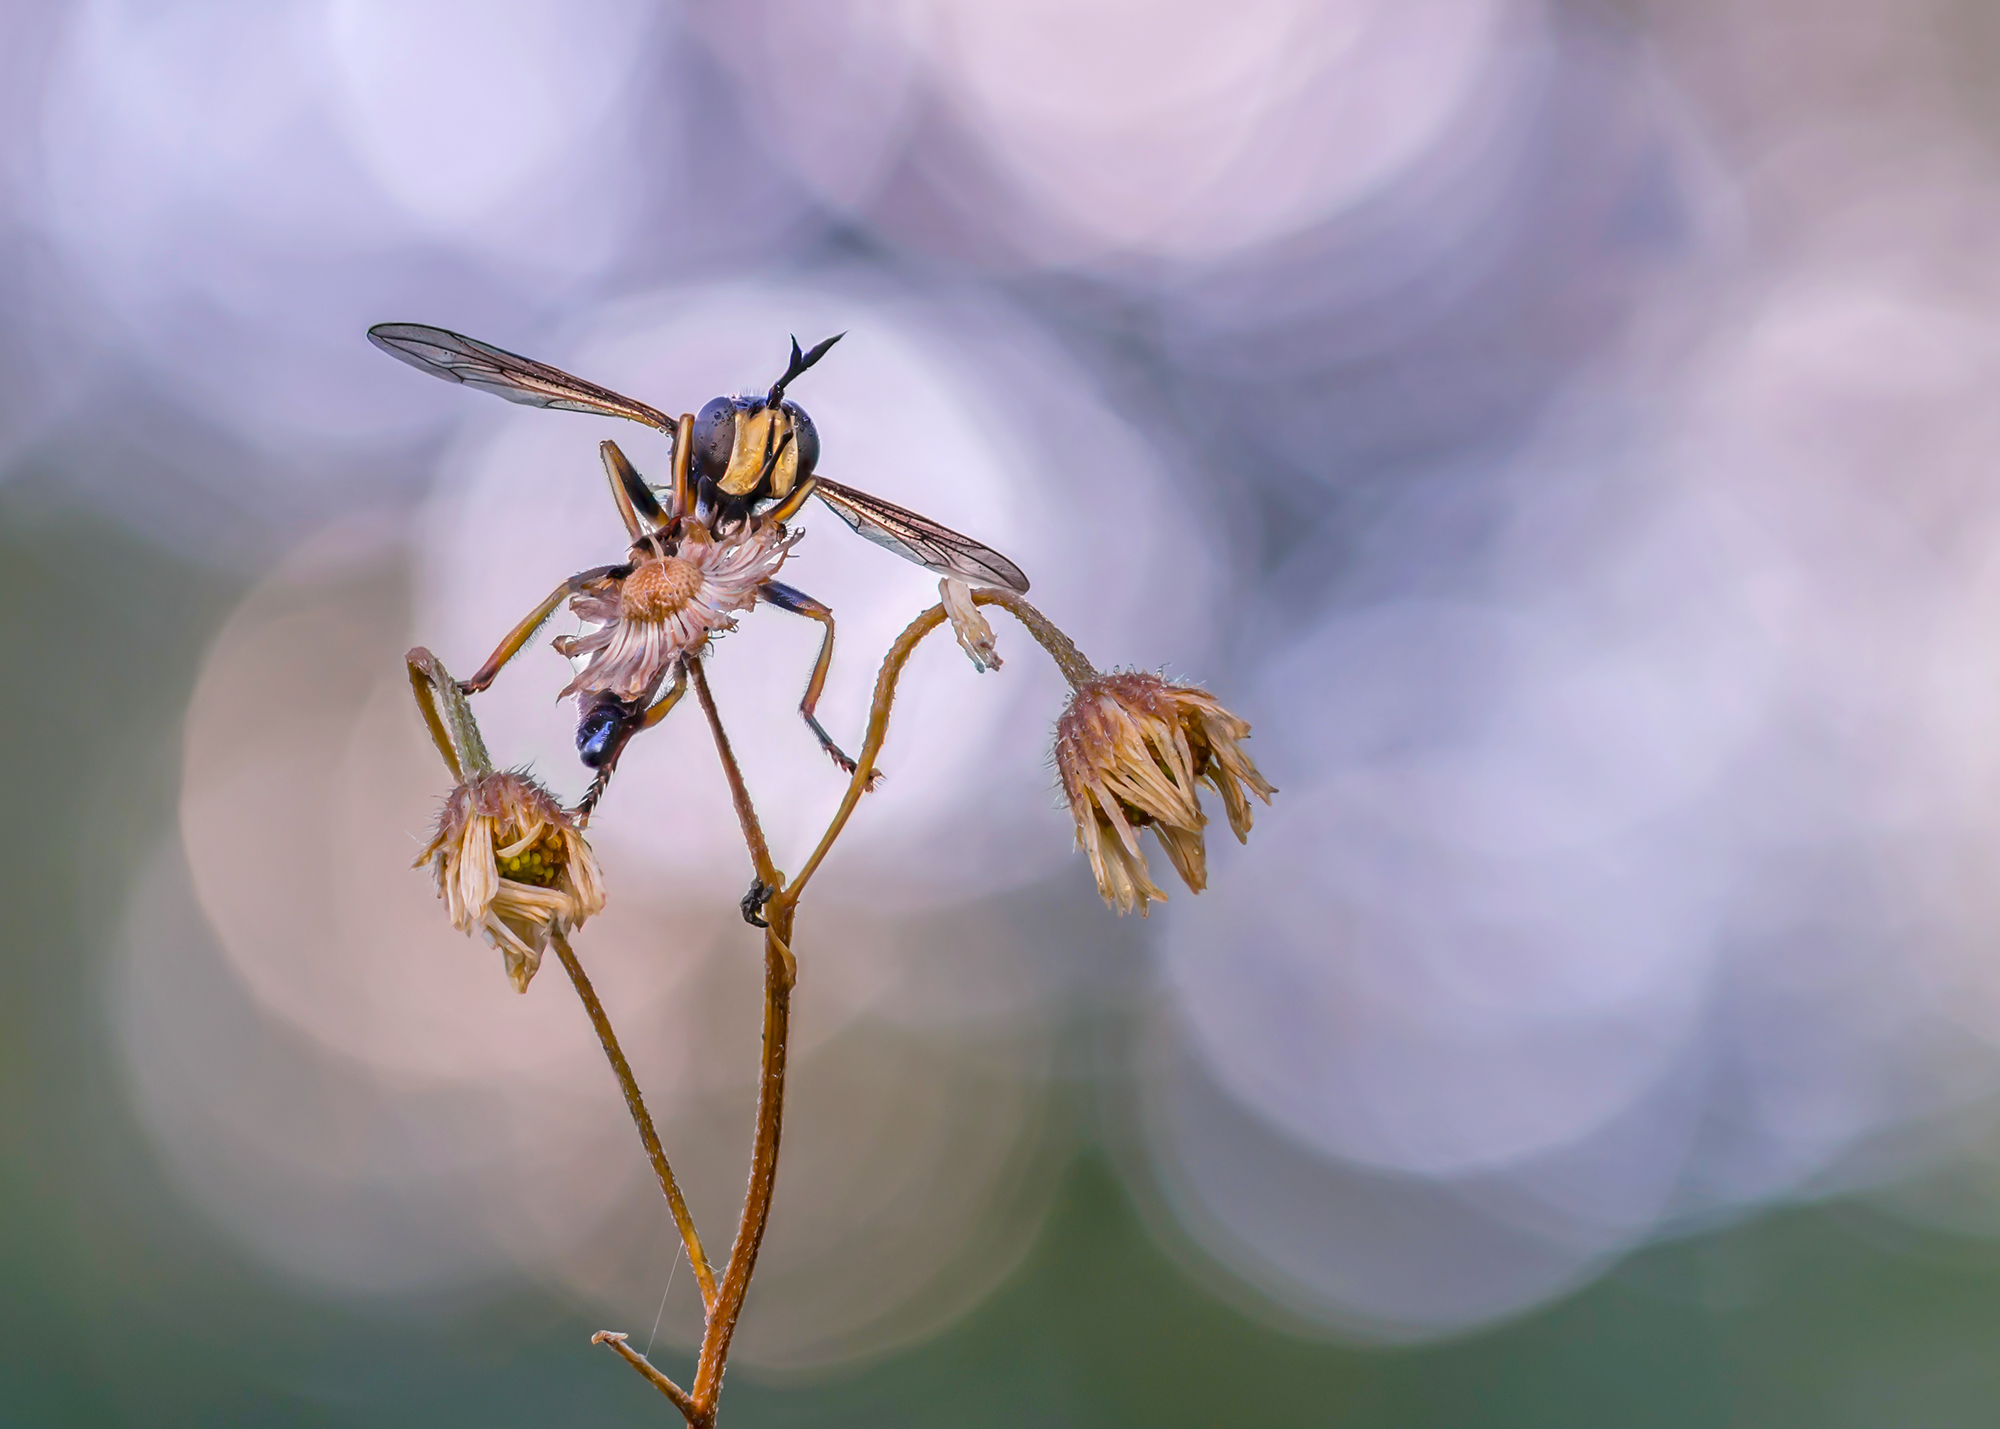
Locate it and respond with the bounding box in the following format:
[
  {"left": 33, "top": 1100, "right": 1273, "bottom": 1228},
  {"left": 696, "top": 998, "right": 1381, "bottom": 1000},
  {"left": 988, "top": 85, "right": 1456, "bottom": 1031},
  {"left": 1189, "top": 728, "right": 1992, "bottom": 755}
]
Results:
[
  {"left": 941, "top": 577, "right": 1002, "bottom": 673},
  {"left": 1152, "top": 819, "right": 1208, "bottom": 894},
  {"left": 1054, "top": 671, "right": 1272, "bottom": 914},
  {"left": 1073, "top": 793, "right": 1169, "bottom": 916},
  {"left": 557, "top": 525, "right": 798, "bottom": 703},
  {"left": 415, "top": 769, "right": 606, "bottom": 991},
  {"left": 1190, "top": 702, "right": 1275, "bottom": 842}
]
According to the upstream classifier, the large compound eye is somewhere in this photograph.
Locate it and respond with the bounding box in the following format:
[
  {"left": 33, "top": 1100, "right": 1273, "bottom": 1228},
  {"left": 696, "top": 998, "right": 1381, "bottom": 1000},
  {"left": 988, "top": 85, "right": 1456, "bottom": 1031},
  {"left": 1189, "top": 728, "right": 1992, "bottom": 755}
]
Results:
[
  {"left": 693, "top": 396, "right": 738, "bottom": 483},
  {"left": 784, "top": 402, "right": 820, "bottom": 478}
]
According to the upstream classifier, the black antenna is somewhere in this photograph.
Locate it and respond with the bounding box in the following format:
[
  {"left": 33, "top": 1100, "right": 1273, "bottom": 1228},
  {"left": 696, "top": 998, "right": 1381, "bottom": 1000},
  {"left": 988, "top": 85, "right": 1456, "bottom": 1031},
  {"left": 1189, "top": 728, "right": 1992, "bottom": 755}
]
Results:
[{"left": 766, "top": 332, "right": 844, "bottom": 407}]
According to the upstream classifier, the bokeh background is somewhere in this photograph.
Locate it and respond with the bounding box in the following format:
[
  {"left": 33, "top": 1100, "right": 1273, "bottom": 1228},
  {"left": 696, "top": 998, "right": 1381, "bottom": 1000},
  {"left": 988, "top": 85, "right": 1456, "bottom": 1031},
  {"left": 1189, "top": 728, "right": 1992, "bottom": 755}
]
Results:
[{"left": 10, "top": 0, "right": 2000, "bottom": 1423}]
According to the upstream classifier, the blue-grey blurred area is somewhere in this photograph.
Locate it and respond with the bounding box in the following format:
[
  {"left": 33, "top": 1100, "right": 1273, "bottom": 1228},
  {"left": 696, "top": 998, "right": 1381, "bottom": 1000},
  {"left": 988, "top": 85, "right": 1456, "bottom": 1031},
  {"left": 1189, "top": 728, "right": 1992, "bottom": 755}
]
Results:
[{"left": 14, "top": 0, "right": 2000, "bottom": 1422}]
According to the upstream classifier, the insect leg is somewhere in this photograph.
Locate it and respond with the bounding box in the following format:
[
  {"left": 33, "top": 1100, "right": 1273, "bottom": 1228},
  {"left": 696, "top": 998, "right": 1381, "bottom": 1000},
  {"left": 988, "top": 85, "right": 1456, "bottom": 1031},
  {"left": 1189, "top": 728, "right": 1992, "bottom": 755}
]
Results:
[
  {"left": 601, "top": 440, "right": 667, "bottom": 533},
  {"left": 762, "top": 474, "right": 818, "bottom": 526},
  {"left": 759, "top": 580, "right": 874, "bottom": 782},
  {"left": 638, "top": 660, "right": 689, "bottom": 731},
  {"left": 740, "top": 877, "right": 775, "bottom": 928},
  {"left": 601, "top": 443, "right": 643, "bottom": 537},
  {"left": 669, "top": 414, "right": 695, "bottom": 520},
  {"left": 459, "top": 564, "right": 624, "bottom": 695}
]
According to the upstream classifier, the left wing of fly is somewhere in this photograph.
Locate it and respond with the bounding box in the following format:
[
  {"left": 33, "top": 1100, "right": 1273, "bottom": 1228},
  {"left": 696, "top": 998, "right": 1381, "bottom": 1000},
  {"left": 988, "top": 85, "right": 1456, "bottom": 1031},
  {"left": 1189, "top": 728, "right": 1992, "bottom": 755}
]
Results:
[
  {"left": 368, "top": 323, "right": 677, "bottom": 433},
  {"left": 811, "top": 477, "right": 1030, "bottom": 593}
]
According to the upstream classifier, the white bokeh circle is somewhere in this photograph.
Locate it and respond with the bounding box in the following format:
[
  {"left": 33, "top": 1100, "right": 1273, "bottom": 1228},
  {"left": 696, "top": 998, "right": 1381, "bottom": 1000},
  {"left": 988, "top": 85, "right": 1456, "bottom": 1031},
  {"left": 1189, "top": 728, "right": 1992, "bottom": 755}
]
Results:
[
  {"left": 35, "top": 0, "right": 670, "bottom": 452},
  {"left": 137, "top": 517, "right": 1074, "bottom": 1361},
  {"left": 694, "top": 0, "right": 1535, "bottom": 267}
]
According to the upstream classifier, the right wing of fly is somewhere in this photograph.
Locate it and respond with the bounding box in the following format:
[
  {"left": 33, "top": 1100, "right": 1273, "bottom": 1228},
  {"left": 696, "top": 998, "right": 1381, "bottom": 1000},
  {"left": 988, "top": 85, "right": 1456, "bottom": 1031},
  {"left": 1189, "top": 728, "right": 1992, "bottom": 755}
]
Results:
[
  {"left": 368, "top": 323, "right": 676, "bottom": 433},
  {"left": 812, "top": 477, "right": 1030, "bottom": 593}
]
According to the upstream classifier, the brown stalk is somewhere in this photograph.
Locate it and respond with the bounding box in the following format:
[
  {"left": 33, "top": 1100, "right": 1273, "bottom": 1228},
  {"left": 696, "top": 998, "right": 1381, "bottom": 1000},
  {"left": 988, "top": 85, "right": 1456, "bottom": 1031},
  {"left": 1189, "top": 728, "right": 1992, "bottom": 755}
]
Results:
[
  {"left": 689, "top": 922, "right": 795, "bottom": 1412},
  {"left": 406, "top": 646, "right": 493, "bottom": 778},
  {"left": 592, "top": 1333, "right": 700, "bottom": 1420},
  {"left": 406, "top": 655, "right": 462, "bottom": 781},
  {"left": 579, "top": 594, "right": 1086, "bottom": 1424},
  {"left": 982, "top": 588, "right": 1098, "bottom": 689},
  {"left": 689, "top": 657, "right": 780, "bottom": 889},
  {"left": 680, "top": 658, "right": 798, "bottom": 1423},
  {"left": 552, "top": 930, "right": 717, "bottom": 1314},
  {"left": 782, "top": 588, "right": 1096, "bottom": 907}
]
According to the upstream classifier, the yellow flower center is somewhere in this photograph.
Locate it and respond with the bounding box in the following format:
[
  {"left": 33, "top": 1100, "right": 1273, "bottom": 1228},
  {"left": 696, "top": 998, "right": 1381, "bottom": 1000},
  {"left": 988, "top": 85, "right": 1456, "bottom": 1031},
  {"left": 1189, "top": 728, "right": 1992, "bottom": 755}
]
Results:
[
  {"left": 621, "top": 556, "right": 702, "bottom": 623},
  {"left": 495, "top": 828, "right": 565, "bottom": 887}
]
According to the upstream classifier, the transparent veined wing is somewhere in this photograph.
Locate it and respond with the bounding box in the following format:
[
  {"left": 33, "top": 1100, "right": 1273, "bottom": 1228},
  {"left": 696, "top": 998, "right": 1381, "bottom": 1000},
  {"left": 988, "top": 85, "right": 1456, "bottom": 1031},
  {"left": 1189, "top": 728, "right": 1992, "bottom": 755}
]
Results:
[
  {"left": 367, "top": 323, "right": 676, "bottom": 433},
  {"left": 811, "top": 477, "right": 1030, "bottom": 593}
]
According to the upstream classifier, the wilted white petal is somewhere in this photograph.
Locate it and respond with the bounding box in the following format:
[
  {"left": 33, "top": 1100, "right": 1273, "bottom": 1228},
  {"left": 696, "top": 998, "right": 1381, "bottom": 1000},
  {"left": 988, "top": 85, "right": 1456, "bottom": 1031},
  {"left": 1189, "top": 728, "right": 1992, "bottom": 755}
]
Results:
[
  {"left": 415, "top": 769, "right": 606, "bottom": 991},
  {"left": 941, "top": 578, "right": 1003, "bottom": 673},
  {"left": 561, "top": 524, "right": 799, "bottom": 705}
]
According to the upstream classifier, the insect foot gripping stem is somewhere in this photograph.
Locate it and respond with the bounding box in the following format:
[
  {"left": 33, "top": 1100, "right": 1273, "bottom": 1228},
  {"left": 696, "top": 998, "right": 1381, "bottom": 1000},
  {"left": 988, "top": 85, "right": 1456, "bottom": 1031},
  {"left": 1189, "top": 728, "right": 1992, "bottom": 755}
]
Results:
[{"left": 740, "top": 877, "right": 776, "bottom": 928}]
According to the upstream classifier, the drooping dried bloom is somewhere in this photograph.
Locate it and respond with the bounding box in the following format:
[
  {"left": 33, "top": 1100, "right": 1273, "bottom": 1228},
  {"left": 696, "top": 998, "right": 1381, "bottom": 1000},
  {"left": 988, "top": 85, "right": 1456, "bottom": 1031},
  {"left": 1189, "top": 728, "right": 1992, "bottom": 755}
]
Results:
[
  {"left": 1054, "top": 671, "right": 1275, "bottom": 915},
  {"left": 941, "top": 577, "right": 1002, "bottom": 673},
  {"left": 416, "top": 769, "right": 607, "bottom": 992},
  {"left": 556, "top": 524, "right": 798, "bottom": 703}
]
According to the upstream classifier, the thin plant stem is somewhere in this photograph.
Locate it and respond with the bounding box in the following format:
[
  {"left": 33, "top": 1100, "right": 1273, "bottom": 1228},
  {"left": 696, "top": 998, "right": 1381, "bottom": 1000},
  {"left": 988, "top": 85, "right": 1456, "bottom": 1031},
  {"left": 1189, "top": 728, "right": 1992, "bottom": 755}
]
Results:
[
  {"left": 552, "top": 931, "right": 718, "bottom": 1313},
  {"left": 689, "top": 657, "right": 780, "bottom": 889},
  {"left": 591, "top": 1332, "right": 698, "bottom": 1422},
  {"left": 782, "top": 589, "right": 1096, "bottom": 907},
  {"left": 679, "top": 664, "right": 800, "bottom": 1423},
  {"left": 579, "top": 591, "right": 1087, "bottom": 1424},
  {"left": 407, "top": 646, "right": 494, "bottom": 778},
  {"left": 406, "top": 655, "right": 461, "bottom": 781},
  {"left": 981, "top": 588, "right": 1098, "bottom": 688},
  {"left": 689, "top": 923, "right": 796, "bottom": 1412}
]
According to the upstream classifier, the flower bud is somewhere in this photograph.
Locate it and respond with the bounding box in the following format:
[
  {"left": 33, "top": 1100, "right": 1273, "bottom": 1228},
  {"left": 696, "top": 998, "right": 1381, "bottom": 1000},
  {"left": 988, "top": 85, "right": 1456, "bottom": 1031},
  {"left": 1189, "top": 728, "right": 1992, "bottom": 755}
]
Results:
[
  {"left": 1054, "top": 672, "right": 1274, "bottom": 915},
  {"left": 416, "top": 770, "right": 607, "bottom": 991}
]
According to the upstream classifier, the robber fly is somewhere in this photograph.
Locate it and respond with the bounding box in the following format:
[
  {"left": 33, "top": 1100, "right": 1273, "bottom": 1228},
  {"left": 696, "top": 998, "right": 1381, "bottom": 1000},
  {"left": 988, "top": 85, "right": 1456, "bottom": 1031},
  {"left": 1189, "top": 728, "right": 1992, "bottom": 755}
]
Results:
[{"left": 368, "top": 322, "right": 1029, "bottom": 797}]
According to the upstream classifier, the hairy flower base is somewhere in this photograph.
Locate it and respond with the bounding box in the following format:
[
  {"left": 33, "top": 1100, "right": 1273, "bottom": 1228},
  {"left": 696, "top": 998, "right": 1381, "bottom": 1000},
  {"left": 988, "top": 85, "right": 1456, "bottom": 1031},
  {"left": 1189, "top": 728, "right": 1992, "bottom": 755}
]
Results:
[
  {"left": 417, "top": 769, "right": 606, "bottom": 991},
  {"left": 1055, "top": 671, "right": 1275, "bottom": 915},
  {"left": 557, "top": 525, "right": 798, "bottom": 704}
]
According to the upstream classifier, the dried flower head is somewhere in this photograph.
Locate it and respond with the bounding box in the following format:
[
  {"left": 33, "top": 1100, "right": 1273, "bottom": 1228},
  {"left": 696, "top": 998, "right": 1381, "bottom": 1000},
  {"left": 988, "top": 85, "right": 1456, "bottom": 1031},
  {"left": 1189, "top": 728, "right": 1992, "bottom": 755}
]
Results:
[
  {"left": 417, "top": 769, "right": 607, "bottom": 992},
  {"left": 1054, "top": 671, "right": 1275, "bottom": 915},
  {"left": 556, "top": 524, "right": 799, "bottom": 704},
  {"left": 941, "top": 577, "right": 1002, "bottom": 673}
]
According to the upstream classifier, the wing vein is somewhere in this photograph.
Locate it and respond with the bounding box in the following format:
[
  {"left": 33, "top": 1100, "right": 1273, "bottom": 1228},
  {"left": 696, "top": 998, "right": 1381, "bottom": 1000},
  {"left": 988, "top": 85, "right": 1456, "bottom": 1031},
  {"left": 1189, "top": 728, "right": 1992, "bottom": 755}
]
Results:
[
  {"left": 367, "top": 322, "right": 676, "bottom": 434},
  {"left": 812, "top": 478, "right": 1029, "bottom": 593}
]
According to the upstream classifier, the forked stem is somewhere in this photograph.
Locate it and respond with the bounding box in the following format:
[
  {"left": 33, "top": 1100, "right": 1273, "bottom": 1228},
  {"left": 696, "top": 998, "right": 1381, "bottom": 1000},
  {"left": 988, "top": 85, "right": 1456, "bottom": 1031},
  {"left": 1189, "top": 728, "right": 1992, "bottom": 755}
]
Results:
[
  {"left": 592, "top": 1332, "right": 699, "bottom": 1421},
  {"left": 680, "top": 667, "right": 800, "bottom": 1424},
  {"left": 574, "top": 591, "right": 1090, "bottom": 1425},
  {"left": 552, "top": 931, "right": 718, "bottom": 1313}
]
